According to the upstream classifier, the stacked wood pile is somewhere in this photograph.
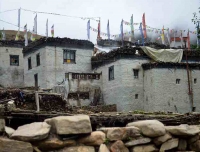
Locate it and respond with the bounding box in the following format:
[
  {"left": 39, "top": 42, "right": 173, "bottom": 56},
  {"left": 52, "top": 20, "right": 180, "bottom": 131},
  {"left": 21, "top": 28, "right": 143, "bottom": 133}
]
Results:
[
  {"left": 92, "top": 45, "right": 200, "bottom": 69},
  {"left": 81, "top": 104, "right": 117, "bottom": 113},
  {"left": 0, "top": 89, "right": 21, "bottom": 101},
  {"left": 0, "top": 88, "right": 65, "bottom": 112},
  {"left": 39, "top": 93, "right": 65, "bottom": 112},
  {"left": 23, "top": 37, "right": 94, "bottom": 53},
  {"left": 142, "top": 62, "right": 200, "bottom": 70},
  {"left": 0, "top": 88, "right": 116, "bottom": 114}
]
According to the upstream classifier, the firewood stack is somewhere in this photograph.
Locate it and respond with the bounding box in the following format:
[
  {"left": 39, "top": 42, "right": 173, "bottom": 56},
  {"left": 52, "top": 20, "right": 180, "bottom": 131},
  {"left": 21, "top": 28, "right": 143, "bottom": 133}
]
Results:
[{"left": 39, "top": 94, "right": 65, "bottom": 112}]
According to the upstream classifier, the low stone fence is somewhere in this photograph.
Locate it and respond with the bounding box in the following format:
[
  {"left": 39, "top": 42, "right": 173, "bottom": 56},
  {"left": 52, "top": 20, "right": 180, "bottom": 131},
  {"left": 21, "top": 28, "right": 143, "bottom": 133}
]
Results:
[{"left": 0, "top": 115, "right": 200, "bottom": 152}]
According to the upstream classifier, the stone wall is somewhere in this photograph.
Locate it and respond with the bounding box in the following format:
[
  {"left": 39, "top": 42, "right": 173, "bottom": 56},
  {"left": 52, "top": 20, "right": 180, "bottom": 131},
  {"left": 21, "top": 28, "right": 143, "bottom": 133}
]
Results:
[
  {"left": 0, "top": 47, "right": 24, "bottom": 87},
  {"left": 144, "top": 68, "right": 200, "bottom": 113},
  {"left": 1, "top": 116, "right": 200, "bottom": 152}
]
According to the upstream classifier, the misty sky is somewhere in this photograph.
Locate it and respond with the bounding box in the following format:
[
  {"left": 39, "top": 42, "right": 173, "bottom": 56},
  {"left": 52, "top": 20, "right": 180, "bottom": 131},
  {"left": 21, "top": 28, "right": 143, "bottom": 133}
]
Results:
[{"left": 0, "top": 0, "right": 199, "bottom": 44}]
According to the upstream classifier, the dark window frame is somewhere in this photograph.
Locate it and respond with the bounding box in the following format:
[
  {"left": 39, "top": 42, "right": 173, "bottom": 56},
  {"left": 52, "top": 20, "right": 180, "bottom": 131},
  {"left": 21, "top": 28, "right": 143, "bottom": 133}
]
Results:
[
  {"left": 36, "top": 53, "right": 40, "bottom": 66},
  {"left": 65, "top": 73, "right": 69, "bottom": 80},
  {"left": 28, "top": 57, "right": 32, "bottom": 70},
  {"left": 135, "top": 94, "right": 138, "bottom": 99},
  {"left": 133, "top": 69, "right": 139, "bottom": 79},
  {"left": 194, "top": 78, "right": 197, "bottom": 84},
  {"left": 10, "top": 55, "right": 19, "bottom": 66},
  {"left": 63, "top": 49, "right": 76, "bottom": 64},
  {"left": 176, "top": 79, "right": 181, "bottom": 84},
  {"left": 109, "top": 65, "right": 114, "bottom": 81}
]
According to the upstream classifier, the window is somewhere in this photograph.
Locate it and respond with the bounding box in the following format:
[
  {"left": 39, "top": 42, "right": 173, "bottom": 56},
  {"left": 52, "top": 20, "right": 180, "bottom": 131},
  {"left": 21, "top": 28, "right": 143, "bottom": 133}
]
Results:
[
  {"left": 63, "top": 49, "right": 76, "bottom": 63},
  {"left": 194, "top": 78, "right": 197, "bottom": 84},
  {"left": 133, "top": 69, "right": 139, "bottom": 79},
  {"left": 176, "top": 79, "right": 180, "bottom": 84},
  {"left": 28, "top": 57, "right": 32, "bottom": 70},
  {"left": 10, "top": 55, "right": 19, "bottom": 66},
  {"left": 135, "top": 94, "right": 138, "bottom": 99},
  {"left": 72, "top": 73, "right": 100, "bottom": 80},
  {"left": 109, "top": 66, "right": 114, "bottom": 81},
  {"left": 36, "top": 53, "right": 40, "bottom": 66},
  {"left": 65, "top": 73, "right": 69, "bottom": 80}
]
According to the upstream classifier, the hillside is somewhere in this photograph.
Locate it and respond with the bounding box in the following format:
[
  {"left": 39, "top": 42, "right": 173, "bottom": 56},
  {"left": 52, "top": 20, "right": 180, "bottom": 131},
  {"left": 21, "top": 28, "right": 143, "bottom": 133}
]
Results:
[{"left": 1, "top": 30, "right": 43, "bottom": 40}]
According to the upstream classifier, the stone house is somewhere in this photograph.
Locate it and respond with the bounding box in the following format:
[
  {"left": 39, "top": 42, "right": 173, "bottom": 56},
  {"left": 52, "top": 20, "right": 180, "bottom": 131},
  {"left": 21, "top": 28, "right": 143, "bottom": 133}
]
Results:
[
  {"left": 22, "top": 37, "right": 102, "bottom": 106},
  {"left": 0, "top": 40, "right": 24, "bottom": 88},
  {"left": 2, "top": 37, "right": 200, "bottom": 113},
  {"left": 92, "top": 41, "right": 200, "bottom": 113},
  {"left": 170, "top": 37, "right": 188, "bottom": 48}
]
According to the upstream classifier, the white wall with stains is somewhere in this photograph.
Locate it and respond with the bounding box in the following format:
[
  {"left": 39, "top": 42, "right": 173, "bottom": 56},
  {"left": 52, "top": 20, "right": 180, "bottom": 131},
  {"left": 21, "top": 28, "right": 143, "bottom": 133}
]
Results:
[
  {"left": 143, "top": 68, "right": 200, "bottom": 113},
  {"left": 95, "top": 58, "right": 149, "bottom": 111},
  {"left": 23, "top": 45, "right": 102, "bottom": 106},
  {"left": 24, "top": 47, "right": 47, "bottom": 88},
  {"left": 0, "top": 47, "right": 24, "bottom": 87}
]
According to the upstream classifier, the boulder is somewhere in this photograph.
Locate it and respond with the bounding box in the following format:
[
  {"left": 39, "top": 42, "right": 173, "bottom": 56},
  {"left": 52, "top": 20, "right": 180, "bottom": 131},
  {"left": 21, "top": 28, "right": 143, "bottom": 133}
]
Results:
[
  {"left": 33, "top": 135, "right": 76, "bottom": 151},
  {"left": 127, "top": 120, "right": 166, "bottom": 137},
  {"left": 99, "top": 144, "right": 110, "bottom": 152},
  {"left": 165, "top": 124, "right": 200, "bottom": 136},
  {"left": 5, "top": 126, "right": 15, "bottom": 137},
  {"left": 57, "top": 146, "right": 95, "bottom": 152},
  {"left": 188, "top": 134, "right": 199, "bottom": 144},
  {"left": 190, "top": 140, "right": 200, "bottom": 151},
  {"left": 160, "top": 138, "right": 179, "bottom": 151},
  {"left": 45, "top": 115, "right": 92, "bottom": 135},
  {"left": 130, "top": 144, "right": 158, "bottom": 152},
  {"left": 125, "top": 137, "right": 151, "bottom": 147},
  {"left": 0, "top": 137, "right": 33, "bottom": 152},
  {"left": 178, "top": 139, "right": 187, "bottom": 151},
  {"left": 99, "top": 126, "right": 140, "bottom": 141},
  {"left": 0, "top": 119, "right": 5, "bottom": 133},
  {"left": 11, "top": 122, "right": 50, "bottom": 141},
  {"left": 110, "top": 140, "right": 129, "bottom": 152},
  {"left": 153, "top": 133, "right": 172, "bottom": 146},
  {"left": 78, "top": 131, "right": 105, "bottom": 146}
]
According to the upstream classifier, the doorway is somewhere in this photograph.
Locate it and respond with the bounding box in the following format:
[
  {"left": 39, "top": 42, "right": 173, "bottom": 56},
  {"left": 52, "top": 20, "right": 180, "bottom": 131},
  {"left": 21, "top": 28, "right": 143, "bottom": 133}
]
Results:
[{"left": 34, "top": 74, "right": 38, "bottom": 90}]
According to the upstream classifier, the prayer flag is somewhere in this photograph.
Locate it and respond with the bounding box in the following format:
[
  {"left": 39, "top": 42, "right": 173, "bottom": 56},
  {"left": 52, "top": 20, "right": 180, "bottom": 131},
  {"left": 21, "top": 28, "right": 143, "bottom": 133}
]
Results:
[
  {"left": 24, "top": 24, "right": 28, "bottom": 46},
  {"left": 87, "top": 20, "right": 90, "bottom": 40},
  {"left": 142, "top": 13, "right": 147, "bottom": 38},
  {"left": 120, "top": 19, "right": 124, "bottom": 46},
  {"left": 130, "top": 14, "right": 134, "bottom": 37},
  {"left": 187, "top": 29, "right": 190, "bottom": 50},
  {"left": 107, "top": 20, "right": 110, "bottom": 40},
  {"left": 51, "top": 24, "right": 54, "bottom": 37},
  {"left": 46, "top": 19, "right": 48, "bottom": 38}
]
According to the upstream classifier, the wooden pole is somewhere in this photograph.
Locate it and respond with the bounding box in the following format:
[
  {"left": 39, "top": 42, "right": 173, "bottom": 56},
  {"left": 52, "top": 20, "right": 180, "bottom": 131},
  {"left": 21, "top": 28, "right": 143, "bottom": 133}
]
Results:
[
  {"left": 185, "top": 50, "right": 193, "bottom": 111},
  {"left": 35, "top": 91, "right": 40, "bottom": 112}
]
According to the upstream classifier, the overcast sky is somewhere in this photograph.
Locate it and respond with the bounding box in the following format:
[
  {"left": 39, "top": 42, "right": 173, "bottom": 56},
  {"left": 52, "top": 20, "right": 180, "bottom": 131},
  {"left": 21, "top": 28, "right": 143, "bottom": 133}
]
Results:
[{"left": 0, "top": 0, "right": 199, "bottom": 44}]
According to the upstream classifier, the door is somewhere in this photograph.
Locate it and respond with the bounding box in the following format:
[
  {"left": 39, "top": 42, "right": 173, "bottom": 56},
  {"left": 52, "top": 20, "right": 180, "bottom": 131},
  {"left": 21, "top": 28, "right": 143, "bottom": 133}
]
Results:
[{"left": 34, "top": 74, "right": 38, "bottom": 90}]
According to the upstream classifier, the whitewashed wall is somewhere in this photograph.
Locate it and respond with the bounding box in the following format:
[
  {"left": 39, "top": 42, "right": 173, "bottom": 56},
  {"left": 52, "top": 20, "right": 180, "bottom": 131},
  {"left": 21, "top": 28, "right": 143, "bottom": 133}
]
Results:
[
  {"left": 45, "top": 46, "right": 93, "bottom": 88},
  {"left": 24, "top": 45, "right": 101, "bottom": 106},
  {"left": 95, "top": 58, "right": 149, "bottom": 111},
  {"left": 23, "top": 47, "right": 47, "bottom": 88},
  {"left": 144, "top": 68, "right": 200, "bottom": 113},
  {"left": 67, "top": 73, "right": 101, "bottom": 106},
  {"left": 0, "top": 47, "right": 24, "bottom": 87},
  {"left": 170, "top": 41, "right": 186, "bottom": 48}
]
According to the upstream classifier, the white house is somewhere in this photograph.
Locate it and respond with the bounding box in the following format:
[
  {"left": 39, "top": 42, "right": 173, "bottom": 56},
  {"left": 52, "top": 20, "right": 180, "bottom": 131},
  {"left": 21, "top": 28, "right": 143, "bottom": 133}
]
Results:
[
  {"left": 0, "top": 40, "right": 24, "bottom": 88},
  {"left": 92, "top": 40, "right": 200, "bottom": 113},
  {"left": 170, "top": 37, "right": 188, "bottom": 48},
  {"left": 22, "top": 37, "right": 102, "bottom": 106}
]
